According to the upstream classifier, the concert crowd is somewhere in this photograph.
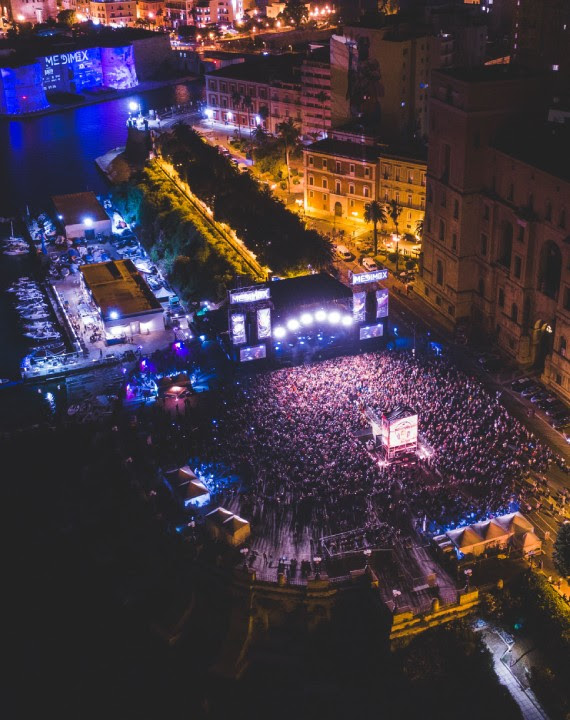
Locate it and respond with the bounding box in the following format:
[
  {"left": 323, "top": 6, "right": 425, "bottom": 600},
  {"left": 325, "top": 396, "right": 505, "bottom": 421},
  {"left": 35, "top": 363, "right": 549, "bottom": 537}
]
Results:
[{"left": 198, "top": 350, "right": 554, "bottom": 539}]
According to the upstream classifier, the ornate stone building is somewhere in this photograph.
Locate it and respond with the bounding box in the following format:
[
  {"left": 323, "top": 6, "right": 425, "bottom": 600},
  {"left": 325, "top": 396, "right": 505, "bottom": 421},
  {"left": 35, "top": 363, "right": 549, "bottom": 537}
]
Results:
[{"left": 419, "top": 66, "right": 570, "bottom": 398}]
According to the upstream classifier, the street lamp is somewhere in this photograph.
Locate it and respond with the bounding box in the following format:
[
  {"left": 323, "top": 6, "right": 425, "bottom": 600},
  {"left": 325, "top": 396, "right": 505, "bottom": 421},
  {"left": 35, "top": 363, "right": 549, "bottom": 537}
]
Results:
[
  {"left": 313, "top": 555, "right": 322, "bottom": 579},
  {"left": 363, "top": 548, "right": 372, "bottom": 567},
  {"left": 240, "top": 546, "right": 249, "bottom": 570}
]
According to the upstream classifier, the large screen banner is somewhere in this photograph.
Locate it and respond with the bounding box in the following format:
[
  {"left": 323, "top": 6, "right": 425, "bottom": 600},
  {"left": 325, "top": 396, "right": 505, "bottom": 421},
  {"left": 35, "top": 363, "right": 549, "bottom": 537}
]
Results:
[
  {"left": 256, "top": 307, "right": 271, "bottom": 339},
  {"left": 240, "top": 344, "right": 267, "bottom": 362},
  {"left": 353, "top": 291, "right": 366, "bottom": 322},
  {"left": 382, "top": 414, "right": 418, "bottom": 450},
  {"left": 376, "top": 288, "right": 389, "bottom": 319},
  {"left": 230, "top": 313, "right": 247, "bottom": 345},
  {"left": 42, "top": 48, "right": 103, "bottom": 93}
]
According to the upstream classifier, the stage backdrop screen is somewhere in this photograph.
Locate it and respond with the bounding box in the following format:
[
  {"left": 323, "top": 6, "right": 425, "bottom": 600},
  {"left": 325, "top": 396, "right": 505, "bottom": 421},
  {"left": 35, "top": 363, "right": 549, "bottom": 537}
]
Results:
[
  {"left": 230, "top": 313, "right": 247, "bottom": 345},
  {"left": 256, "top": 307, "right": 271, "bottom": 339},
  {"left": 240, "top": 344, "right": 267, "bottom": 362},
  {"left": 376, "top": 288, "right": 389, "bottom": 319},
  {"left": 383, "top": 414, "right": 418, "bottom": 450}
]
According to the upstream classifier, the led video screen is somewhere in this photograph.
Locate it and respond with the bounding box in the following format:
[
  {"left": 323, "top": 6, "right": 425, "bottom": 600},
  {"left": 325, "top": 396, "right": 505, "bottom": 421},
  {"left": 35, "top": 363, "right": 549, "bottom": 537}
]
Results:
[
  {"left": 230, "top": 313, "right": 247, "bottom": 345},
  {"left": 240, "top": 344, "right": 267, "bottom": 362},
  {"left": 376, "top": 288, "right": 389, "bottom": 319},
  {"left": 359, "top": 324, "right": 384, "bottom": 340},
  {"left": 256, "top": 307, "right": 271, "bottom": 339}
]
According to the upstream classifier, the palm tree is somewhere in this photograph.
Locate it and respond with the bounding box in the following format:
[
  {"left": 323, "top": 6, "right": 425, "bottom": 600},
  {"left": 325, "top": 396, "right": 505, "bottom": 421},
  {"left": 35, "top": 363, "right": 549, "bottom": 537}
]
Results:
[
  {"left": 315, "top": 90, "right": 328, "bottom": 137},
  {"left": 415, "top": 217, "right": 424, "bottom": 239},
  {"left": 276, "top": 117, "right": 300, "bottom": 194},
  {"left": 231, "top": 90, "right": 243, "bottom": 138},
  {"left": 363, "top": 201, "right": 387, "bottom": 257},
  {"left": 389, "top": 199, "right": 403, "bottom": 270}
]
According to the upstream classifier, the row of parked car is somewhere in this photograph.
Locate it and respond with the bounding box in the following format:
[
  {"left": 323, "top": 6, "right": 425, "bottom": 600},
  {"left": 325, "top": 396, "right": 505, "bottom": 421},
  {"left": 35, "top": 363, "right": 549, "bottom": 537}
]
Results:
[{"left": 511, "top": 377, "right": 570, "bottom": 429}]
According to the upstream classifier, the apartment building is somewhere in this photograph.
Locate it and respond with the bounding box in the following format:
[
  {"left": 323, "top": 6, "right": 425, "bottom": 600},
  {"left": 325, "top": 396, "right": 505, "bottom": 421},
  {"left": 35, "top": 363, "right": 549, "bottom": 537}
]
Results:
[
  {"left": 137, "top": 0, "right": 165, "bottom": 24},
  {"left": 193, "top": 0, "right": 243, "bottom": 27},
  {"left": 300, "top": 47, "right": 331, "bottom": 138},
  {"left": 7, "top": 0, "right": 57, "bottom": 22},
  {"left": 90, "top": 0, "right": 137, "bottom": 25},
  {"left": 205, "top": 54, "right": 304, "bottom": 135},
  {"left": 303, "top": 125, "right": 426, "bottom": 231}
]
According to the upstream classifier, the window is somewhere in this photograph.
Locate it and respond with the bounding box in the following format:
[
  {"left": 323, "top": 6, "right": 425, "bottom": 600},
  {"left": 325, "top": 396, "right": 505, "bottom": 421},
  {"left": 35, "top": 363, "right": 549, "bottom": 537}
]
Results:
[
  {"left": 322, "top": 178, "right": 328, "bottom": 189},
  {"left": 507, "top": 183, "right": 514, "bottom": 202},
  {"left": 350, "top": 199, "right": 355, "bottom": 208},
  {"left": 322, "top": 159, "right": 327, "bottom": 169},
  {"left": 364, "top": 167, "right": 370, "bottom": 178},
  {"left": 556, "top": 373, "right": 562, "bottom": 386},
  {"left": 483, "top": 204, "right": 489, "bottom": 221},
  {"left": 421, "top": 173, "right": 426, "bottom": 186},
  {"left": 517, "top": 226, "right": 524, "bottom": 243},
  {"left": 438, "top": 218, "right": 445, "bottom": 242},
  {"left": 309, "top": 190, "right": 314, "bottom": 198},
  {"left": 560, "top": 208, "right": 567, "bottom": 229},
  {"left": 448, "top": 305, "right": 455, "bottom": 316},
  {"left": 407, "top": 194, "right": 412, "bottom": 206},
  {"left": 363, "top": 186, "right": 370, "bottom": 198},
  {"left": 511, "top": 303, "right": 518, "bottom": 323},
  {"left": 420, "top": 197, "right": 425, "bottom": 209},
  {"left": 395, "top": 192, "right": 400, "bottom": 204},
  {"left": 335, "top": 161, "right": 341, "bottom": 173},
  {"left": 498, "top": 222, "right": 513, "bottom": 268},
  {"left": 408, "top": 170, "right": 414, "bottom": 183},
  {"left": 308, "top": 156, "right": 314, "bottom": 166},
  {"left": 349, "top": 184, "right": 355, "bottom": 195},
  {"left": 350, "top": 163, "right": 355, "bottom": 175},
  {"left": 440, "top": 189, "right": 446, "bottom": 207},
  {"left": 451, "top": 233, "right": 457, "bottom": 250},
  {"left": 453, "top": 199, "right": 459, "bottom": 219},
  {"left": 395, "top": 167, "right": 401, "bottom": 181},
  {"left": 514, "top": 256, "right": 522, "bottom": 279},
  {"left": 436, "top": 259, "right": 444, "bottom": 285},
  {"left": 335, "top": 181, "right": 341, "bottom": 194},
  {"left": 478, "top": 278, "right": 485, "bottom": 296},
  {"left": 425, "top": 286, "right": 430, "bottom": 296},
  {"left": 309, "top": 175, "right": 314, "bottom": 185},
  {"left": 498, "top": 288, "right": 505, "bottom": 308},
  {"left": 436, "top": 295, "right": 442, "bottom": 306},
  {"left": 545, "top": 201, "right": 552, "bottom": 221},
  {"left": 384, "top": 191, "right": 389, "bottom": 202},
  {"left": 560, "top": 336, "right": 567, "bottom": 357}
]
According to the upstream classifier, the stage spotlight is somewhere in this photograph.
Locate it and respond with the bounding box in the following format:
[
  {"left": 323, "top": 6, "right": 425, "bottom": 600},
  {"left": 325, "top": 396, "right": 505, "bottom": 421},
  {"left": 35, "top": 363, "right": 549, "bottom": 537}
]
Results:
[
  {"left": 315, "top": 309, "right": 326, "bottom": 322},
  {"left": 328, "top": 310, "right": 341, "bottom": 324},
  {"left": 286, "top": 318, "right": 300, "bottom": 331},
  {"left": 341, "top": 315, "right": 353, "bottom": 327},
  {"left": 273, "top": 326, "right": 286, "bottom": 339},
  {"left": 300, "top": 312, "right": 313, "bottom": 326}
]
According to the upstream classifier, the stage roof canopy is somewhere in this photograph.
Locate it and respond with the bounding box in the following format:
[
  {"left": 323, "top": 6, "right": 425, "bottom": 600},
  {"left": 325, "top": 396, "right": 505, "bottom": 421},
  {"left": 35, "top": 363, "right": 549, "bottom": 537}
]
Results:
[{"left": 270, "top": 273, "right": 352, "bottom": 312}]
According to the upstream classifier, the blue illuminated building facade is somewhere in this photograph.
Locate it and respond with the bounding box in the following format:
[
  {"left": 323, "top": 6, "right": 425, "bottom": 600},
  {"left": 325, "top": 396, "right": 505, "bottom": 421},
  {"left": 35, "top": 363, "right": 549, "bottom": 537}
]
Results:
[{"left": 0, "top": 43, "right": 138, "bottom": 115}]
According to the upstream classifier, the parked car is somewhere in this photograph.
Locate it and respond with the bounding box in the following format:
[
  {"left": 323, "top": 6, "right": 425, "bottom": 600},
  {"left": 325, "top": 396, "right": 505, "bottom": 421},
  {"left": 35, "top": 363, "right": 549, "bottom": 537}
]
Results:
[
  {"left": 545, "top": 402, "right": 568, "bottom": 417},
  {"left": 361, "top": 256, "right": 378, "bottom": 272},
  {"left": 335, "top": 244, "right": 353, "bottom": 261},
  {"left": 530, "top": 391, "right": 551, "bottom": 404},
  {"left": 520, "top": 383, "right": 541, "bottom": 397},
  {"left": 511, "top": 377, "right": 534, "bottom": 392}
]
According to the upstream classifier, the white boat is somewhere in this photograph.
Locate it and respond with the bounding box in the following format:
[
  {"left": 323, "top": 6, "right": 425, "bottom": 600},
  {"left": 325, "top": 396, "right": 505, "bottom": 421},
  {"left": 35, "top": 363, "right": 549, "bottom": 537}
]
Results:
[
  {"left": 25, "top": 330, "right": 62, "bottom": 342},
  {"left": 21, "top": 312, "right": 51, "bottom": 321}
]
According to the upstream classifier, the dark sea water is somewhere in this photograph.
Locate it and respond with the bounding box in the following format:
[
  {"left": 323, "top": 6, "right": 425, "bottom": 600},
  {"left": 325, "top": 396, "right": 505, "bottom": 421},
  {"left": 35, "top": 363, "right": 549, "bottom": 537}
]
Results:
[{"left": 0, "top": 82, "right": 199, "bottom": 425}]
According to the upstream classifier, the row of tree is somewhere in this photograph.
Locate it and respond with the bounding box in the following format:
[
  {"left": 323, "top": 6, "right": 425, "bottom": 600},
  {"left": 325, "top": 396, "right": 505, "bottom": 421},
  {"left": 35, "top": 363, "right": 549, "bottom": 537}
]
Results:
[
  {"left": 157, "top": 122, "right": 332, "bottom": 274},
  {"left": 113, "top": 164, "right": 253, "bottom": 302}
]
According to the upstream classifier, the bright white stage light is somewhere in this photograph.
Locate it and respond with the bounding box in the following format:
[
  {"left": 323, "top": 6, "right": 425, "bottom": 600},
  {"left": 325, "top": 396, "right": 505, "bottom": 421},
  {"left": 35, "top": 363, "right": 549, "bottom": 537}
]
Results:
[
  {"left": 300, "top": 312, "right": 313, "bottom": 326},
  {"left": 341, "top": 315, "right": 353, "bottom": 326},
  {"left": 328, "top": 310, "right": 341, "bottom": 325},
  {"left": 287, "top": 319, "right": 300, "bottom": 331},
  {"left": 273, "top": 326, "right": 286, "bottom": 339},
  {"left": 315, "top": 309, "right": 326, "bottom": 322}
]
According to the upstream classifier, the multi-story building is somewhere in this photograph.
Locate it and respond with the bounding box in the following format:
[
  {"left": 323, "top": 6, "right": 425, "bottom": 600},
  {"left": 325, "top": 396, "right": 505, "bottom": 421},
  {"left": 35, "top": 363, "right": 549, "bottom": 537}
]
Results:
[
  {"left": 300, "top": 47, "right": 331, "bottom": 138},
  {"left": 193, "top": 0, "right": 243, "bottom": 27},
  {"left": 137, "top": 0, "right": 165, "bottom": 25},
  {"left": 7, "top": 0, "right": 57, "bottom": 23},
  {"left": 90, "top": 0, "right": 137, "bottom": 25},
  {"left": 164, "top": 0, "right": 194, "bottom": 25},
  {"left": 205, "top": 54, "right": 303, "bottom": 135},
  {"left": 511, "top": 0, "right": 570, "bottom": 83},
  {"left": 419, "top": 66, "right": 570, "bottom": 398},
  {"left": 303, "top": 125, "right": 427, "bottom": 231},
  {"left": 330, "top": 13, "right": 488, "bottom": 144}
]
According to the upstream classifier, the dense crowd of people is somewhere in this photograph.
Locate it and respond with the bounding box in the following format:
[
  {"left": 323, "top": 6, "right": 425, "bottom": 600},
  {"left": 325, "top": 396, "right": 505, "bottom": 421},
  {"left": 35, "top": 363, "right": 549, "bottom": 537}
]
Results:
[{"left": 197, "top": 349, "right": 554, "bottom": 542}]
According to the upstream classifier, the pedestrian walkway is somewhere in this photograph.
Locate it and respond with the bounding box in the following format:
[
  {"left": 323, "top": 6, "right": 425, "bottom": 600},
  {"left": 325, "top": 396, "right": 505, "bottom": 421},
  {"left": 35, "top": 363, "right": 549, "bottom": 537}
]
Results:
[{"left": 492, "top": 653, "right": 548, "bottom": 720}]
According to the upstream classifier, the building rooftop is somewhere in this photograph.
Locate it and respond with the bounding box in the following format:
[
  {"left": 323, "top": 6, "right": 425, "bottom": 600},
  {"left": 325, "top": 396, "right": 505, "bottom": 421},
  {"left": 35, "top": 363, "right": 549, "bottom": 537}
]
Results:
[
  {"left": 207, "top": 53, "right": 303, "bottom": 85},
  {"left": 80, "top": 259, "right": 163, "bottom": 321},
  {"left": 493, "top": 122, "right": 570, "bottom": 184},
  {"left": 434, "top": 64, "right": 537, "bottom": 84},
  {"left": 306, "top": 138, "right": 380, "bottom": 163},
  {"left": 52, "top": 192, "right": 109, "bottom": 227},
  {"left": 270, "top": 272, "right": 352, "bottom": 312}
]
